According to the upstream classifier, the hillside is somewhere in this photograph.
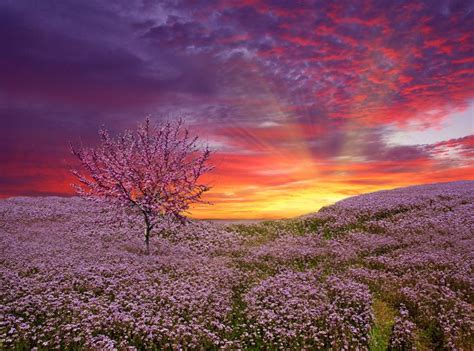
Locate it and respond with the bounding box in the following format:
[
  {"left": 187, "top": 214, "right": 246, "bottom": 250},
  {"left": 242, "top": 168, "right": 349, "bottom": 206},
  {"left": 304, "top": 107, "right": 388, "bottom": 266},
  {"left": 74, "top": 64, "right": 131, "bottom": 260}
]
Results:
[{"left": 1, "top": 181, "right": 473, "bottom": 350}]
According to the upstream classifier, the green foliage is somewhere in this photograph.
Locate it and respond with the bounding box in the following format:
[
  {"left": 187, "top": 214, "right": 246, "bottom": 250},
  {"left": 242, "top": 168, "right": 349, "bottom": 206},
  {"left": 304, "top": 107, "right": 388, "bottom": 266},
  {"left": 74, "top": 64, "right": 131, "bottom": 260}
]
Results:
[{"left": 369, "top": 300, "right": 396, "bottom": 351}]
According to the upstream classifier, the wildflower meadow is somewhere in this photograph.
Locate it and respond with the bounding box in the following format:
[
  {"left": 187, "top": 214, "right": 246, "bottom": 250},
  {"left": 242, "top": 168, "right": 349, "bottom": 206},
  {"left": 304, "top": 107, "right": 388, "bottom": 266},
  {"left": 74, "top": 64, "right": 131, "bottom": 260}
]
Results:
[{"left": 1, "top": 181, "right": 473, "bottom": 350}]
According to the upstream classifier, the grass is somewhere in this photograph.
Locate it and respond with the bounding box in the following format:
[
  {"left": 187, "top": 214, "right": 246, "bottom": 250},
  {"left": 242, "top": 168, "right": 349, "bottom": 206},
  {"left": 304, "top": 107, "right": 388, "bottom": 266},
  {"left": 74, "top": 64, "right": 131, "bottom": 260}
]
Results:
[
  {"left": 369, "top": 299, "right": 396, "bottom": 351},
  {"left": 227, "top": 216, "right": 330, "bottom": 245}
]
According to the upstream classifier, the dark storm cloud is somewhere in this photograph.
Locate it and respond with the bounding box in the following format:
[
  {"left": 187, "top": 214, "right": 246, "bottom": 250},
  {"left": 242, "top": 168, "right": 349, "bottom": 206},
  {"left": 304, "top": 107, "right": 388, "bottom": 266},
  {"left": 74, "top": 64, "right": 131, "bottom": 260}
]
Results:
[{"left": 0, "top": 1, "right": 221, "bottom": 110}]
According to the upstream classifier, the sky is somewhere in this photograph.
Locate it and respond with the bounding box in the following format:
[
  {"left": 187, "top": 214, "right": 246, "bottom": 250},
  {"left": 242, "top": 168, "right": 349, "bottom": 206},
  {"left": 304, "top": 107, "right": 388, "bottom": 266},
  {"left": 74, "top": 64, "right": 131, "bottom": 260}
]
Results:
[{"left": 1, "top": 0, "right": 473, "bottom": 219}]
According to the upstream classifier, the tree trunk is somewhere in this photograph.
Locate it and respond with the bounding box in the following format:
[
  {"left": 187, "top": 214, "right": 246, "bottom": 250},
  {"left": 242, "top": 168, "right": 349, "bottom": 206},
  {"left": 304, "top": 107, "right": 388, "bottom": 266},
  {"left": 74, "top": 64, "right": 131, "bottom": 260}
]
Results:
[{"left": 144, "top": 222, "right": 151, "bottom": 255}]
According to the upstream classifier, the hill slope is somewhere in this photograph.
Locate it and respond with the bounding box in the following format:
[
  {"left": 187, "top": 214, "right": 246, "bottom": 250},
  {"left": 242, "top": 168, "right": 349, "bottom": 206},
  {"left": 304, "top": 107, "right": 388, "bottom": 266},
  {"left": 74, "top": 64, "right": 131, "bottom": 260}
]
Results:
[{"left": 1, "top": 181, "right": 473, "bottom": 350}]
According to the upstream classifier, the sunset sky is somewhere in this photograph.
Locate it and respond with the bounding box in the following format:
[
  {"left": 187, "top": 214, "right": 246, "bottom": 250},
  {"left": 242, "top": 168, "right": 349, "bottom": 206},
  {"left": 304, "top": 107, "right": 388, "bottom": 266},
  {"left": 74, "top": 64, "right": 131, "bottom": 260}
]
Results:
[{"left": 1, "top": 0, "right": 473, "bottom": 219}]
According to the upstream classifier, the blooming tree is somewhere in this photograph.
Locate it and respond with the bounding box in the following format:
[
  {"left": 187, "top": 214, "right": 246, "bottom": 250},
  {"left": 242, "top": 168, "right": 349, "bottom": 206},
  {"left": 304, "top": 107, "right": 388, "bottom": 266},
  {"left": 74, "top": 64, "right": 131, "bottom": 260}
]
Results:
[{"left": 70, "top": 117, "right": 213, "bottom": 254}]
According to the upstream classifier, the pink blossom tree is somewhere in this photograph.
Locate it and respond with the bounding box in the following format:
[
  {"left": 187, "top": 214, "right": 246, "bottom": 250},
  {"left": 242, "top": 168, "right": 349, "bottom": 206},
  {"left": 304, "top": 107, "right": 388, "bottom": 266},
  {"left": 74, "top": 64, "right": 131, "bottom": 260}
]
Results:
[{"left": 70, "top": 117, "right": 213, "bottom": 254}]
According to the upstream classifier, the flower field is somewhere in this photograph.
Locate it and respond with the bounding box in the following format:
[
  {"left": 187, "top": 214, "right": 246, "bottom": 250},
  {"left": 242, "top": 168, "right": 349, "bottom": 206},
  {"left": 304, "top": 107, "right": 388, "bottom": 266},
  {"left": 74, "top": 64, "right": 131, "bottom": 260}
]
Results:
[{"left": 1, "top": 181, "right": 473, "bottom": 350}]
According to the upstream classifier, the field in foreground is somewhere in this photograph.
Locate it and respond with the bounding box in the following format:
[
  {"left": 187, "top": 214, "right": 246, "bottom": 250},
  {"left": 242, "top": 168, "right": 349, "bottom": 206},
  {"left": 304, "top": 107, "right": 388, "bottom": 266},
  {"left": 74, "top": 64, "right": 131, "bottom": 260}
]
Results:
[{"left": 0, "top": 181, "right": 473, "bottom": 350}]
